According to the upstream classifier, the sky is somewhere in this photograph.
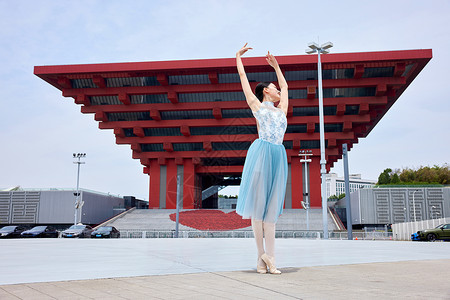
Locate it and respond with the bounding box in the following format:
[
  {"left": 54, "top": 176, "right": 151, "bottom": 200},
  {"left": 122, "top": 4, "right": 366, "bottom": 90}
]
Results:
[{"left": 0, "top": 0, "right": 449, "bottom": 201}]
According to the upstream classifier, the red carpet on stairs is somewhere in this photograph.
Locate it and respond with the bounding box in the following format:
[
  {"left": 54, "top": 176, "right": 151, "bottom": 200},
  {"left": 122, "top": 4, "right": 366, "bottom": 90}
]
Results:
[{"left": 169, "top": 210, "right": 251, "bottom": 231}]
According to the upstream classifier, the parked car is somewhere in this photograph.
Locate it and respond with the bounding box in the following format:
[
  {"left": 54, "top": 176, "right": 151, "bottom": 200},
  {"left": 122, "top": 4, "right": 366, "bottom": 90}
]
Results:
[
  {"left": 412, "top": 224, "right": 450, "bottom": 241},
  {"left": 0, "top": 226, "right": 26, "bottom": 238},
  {"left": 91, "top": 226, "right": 120, "bottom": 238},
  {"left": 61, "top": 224, "right": 93, "bottom": 238},
  {"left": 21, "top": 226, "right": 59, "bottom": 238}
]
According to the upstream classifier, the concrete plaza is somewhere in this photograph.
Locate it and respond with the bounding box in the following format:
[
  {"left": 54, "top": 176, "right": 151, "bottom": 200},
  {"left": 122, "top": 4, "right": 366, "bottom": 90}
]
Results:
[{"left": 1, "top": 238, "right": 449, "bottom": 299}]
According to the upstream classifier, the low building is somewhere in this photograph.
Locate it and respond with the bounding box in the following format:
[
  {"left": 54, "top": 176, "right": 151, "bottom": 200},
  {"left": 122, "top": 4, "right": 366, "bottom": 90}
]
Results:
[
  {"left": 0, "top": 188, "right": 126, "bottom": 226},
  {"left": 326, "top": 173, "right": 376, "bottom": 198},
  {"left": 335, "top": 187, "right": 450, "bottom": 228}
]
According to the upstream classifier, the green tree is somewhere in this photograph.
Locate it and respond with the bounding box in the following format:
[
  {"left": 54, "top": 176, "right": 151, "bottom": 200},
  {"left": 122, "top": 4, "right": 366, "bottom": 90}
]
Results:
[
  {"left": 379, "top": 164, "right": 449, "bottom": 185},
  {"left": 391, "top": 173, "right": 400, "bottom": 184},
  {"left": 377, "top": 168, "right": 392, "bottom": 184}
]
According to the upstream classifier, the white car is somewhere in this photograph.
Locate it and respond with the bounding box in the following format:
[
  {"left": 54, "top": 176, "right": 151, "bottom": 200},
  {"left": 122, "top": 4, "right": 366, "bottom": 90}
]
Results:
[{"left": 61, "top": 224, "right": 93, "bottom": 238}]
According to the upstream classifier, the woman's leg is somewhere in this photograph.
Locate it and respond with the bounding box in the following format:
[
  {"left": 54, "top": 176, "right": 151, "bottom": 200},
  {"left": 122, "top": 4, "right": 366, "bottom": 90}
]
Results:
[
  {"left": 251, "top": 219, "right": 266, "bottom": 273},
  {"left": 261, "top": 222, "right": 281, "bottom": 274},
  {"left": 263, "top": 222, "right": 275, "bottom": 258}
]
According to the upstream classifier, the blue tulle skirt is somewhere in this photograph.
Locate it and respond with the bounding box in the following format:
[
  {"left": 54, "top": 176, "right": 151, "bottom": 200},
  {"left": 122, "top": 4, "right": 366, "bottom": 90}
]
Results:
[{"left": 236, "top": 139, "right": 288, "bottom": 223}]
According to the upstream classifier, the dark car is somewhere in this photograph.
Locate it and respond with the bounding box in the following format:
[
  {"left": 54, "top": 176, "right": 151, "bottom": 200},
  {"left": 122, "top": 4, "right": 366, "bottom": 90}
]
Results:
[
  {"left": 61, "top": 224, "right": 93, "bottom": 238},
  {"left": 21, "top": 226, "right": 59, "bottom": 238},
  {"left": 0, "top": 226, "right": 26, "bottom": 238},
  {"left": 91, "top": 226, "right": 120, "bottom": 238},
  {"left": 412, "top": 224, "right": 450, "bottom": 241}
]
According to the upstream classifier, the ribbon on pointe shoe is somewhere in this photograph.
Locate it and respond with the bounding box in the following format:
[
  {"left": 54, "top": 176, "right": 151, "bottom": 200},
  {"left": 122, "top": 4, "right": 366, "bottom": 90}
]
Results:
[
  {"left": 261, "top": 253, "right": 281, "bottom": 275},
  {"left": 256, "top": 257, "right": 267, "bottom": 274}
]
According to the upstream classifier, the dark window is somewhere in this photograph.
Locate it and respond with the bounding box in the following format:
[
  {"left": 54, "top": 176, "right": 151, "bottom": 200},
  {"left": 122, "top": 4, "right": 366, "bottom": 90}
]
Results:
[
  {"left": 201, "top": 157, "right": 246, "bottom": 166},
  {"left": 323, "top": 87, "right": 376, "bottom": 98},
  {"left": 173, "top": 143, "right": 204, "bottom": 151},
  {"left": 314, "top": 124, "right": 343, "bottom": 132},
  {"left": 91, "top": 96, "right": 121, "bottom": 105},
  {"left": 286, "top": 125, "right": 307, "bottom": 133},
  {"left": 322, "top": 69, "right": 354, "bottom": 79},
  {"left": 179, "top": 91, "right": 245, "bottom": 102},
  {"left": 345, "top": 105, "right": 359, "bottom": 115},
  {"left": 301, "top": 140, "right": 324, "bottom": 149},
  {"left": 363, "top": 67, "right": 394, "bottom": 78},
  {"left": 222, "top": 109, "right": 253, "bottom": 118},
  {"left": 71, "top": 78, "right": 97, "bottom": 88},
  {"left": 292, "top": 106, "right": 336, "bottom": 116},
  {"left": 289, "top": 89, "right": 307, "bottom": 99},
  {"left": 161, "top": 110, "right": 213, "bottom": 120},
  {"left": 283, "top": 140, "right": 293, "bottom": 149},
  {"left": 218, "top": 72, "right": 277, "bottom": 83},
  {"left": 131, "top": 94, "right": 169, "bottom": 104},
  {"left": 402, "top": 64, "right": 414, "bottom": 77},
  {"left": 106, "top": 77, "right": 160, "bottom": 87},
  {"left": 169, "top": 74, "right": 210, "bottom": 85},
  {"left": 141, "top": 144, "right": 164, "bottom": 152},
  {"left": 212, "top": 142, "right": 252, "bottom": 151},
  {"left": 144, "top": 128, "right": 182, "bottom": 136},
  {"left": 107, "top": 112, "right": 152, "bottom": 121},
  {"left": 123, "top": 128, "right": 136, "bottom": 137},
  {"left": 190, "top": 126, "right": 257, "bottom": 135},
  {"left": 285, "top": 70, "right": 317, "bottom": 81}
]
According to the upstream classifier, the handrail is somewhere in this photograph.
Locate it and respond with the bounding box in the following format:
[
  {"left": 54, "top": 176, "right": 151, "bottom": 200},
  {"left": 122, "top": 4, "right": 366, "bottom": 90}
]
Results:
[
  {"left": 328, "top": 206, "right": 346, "bottom": 230},
  {"left": 93, "top": 207, "right": 136, "bottom": 230}
]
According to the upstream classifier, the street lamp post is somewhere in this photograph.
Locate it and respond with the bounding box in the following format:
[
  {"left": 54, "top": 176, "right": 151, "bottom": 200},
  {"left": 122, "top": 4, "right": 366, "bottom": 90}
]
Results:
[
  {"left": 306, "top": 41, "right": 333, "bottom": 239},
  {"left": 299, "top": 150, "right": 312, "bottom": 231},
  {"left": 412, "top": 189, "right": 420, "bottom": 222},
  {"left": 73, "top": 153, "right": 86, "bottom": 225}
]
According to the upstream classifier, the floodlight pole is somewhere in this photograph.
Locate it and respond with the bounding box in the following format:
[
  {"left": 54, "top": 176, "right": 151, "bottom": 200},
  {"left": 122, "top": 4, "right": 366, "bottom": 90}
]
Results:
[
  {"left": 306, "top": 41, "right": 333, "bottom": 239},
  {"left": 175, "top": 174, "right": 181, "bottom": 238},
  {"left": 73, "top": 153, "right": 86, "bottom": 226},
  {"left": 300, "top": 150, "right": 312, "bottom": 231},
  {"left": 412, "top": 189, "right": 419, "bottom": 222}
]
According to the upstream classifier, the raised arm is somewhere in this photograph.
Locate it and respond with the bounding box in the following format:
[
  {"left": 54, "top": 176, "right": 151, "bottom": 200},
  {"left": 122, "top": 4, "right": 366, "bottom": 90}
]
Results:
[
  {"left": 236, "top": 43, "right": 261, "bottom": 112},
  {"left": 266, "top": 52, "right": 288, "bottom": 115}
]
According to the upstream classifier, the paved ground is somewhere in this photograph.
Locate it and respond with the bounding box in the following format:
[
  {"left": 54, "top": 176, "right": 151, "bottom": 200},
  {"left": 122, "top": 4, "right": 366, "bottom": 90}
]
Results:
[{"left": 1, "top": 238, "right": 449, "bottom": 299}]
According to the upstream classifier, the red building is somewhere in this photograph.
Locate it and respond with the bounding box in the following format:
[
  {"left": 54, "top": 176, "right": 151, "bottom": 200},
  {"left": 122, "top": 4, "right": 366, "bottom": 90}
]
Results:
[{"left": 34, "top": 49, "right": 431, "bottom": 210}]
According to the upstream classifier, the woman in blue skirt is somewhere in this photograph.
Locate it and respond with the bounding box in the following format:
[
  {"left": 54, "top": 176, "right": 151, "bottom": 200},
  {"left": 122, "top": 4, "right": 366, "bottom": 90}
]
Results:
[{"left": 236, "top": 43, "right": 288, "bottom": 274}]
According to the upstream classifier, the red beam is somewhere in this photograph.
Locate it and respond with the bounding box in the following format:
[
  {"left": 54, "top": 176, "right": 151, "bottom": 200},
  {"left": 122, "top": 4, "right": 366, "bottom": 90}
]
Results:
[
  {"left": 119, "top": 92, "right": 130, "bottom": 105},
  {"left": 213, "top": 107, "right": 222, "bottom": 120},
  {"left": 307, "top": 85, "right": 316, "bottom": 99},
  {"left": 150, "top": 109, "right": 161, "bottom": 121},
  {"left": 195, "top": 165, "right": 243, "bottom": 174},
  {"left": 98, "top": 115, "right": 371, "bottom": 129},
  {"left": 133, "top": 127, "right": 145, "bottom": 138},
  {"left": 61, "top": 77, "right": 405, "bottom": 98},
  {"left": 93, "top": 75, "right": 106, "bottom": 88},
  {"left": 180, "top": 125, "right": 190, "bottom": 137},
  {"left": 208, "top": 72, "right": 218, "bottom": 84},
  {"left": 34, "top": 49, "right": 432, "bottom": 78},
  {"left": 116, "top": 132, "right": 355, "bottom": 144}
]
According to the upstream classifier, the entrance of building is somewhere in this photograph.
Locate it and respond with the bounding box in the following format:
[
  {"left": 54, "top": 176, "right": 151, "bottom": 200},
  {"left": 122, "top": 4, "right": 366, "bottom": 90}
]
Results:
[{"left": 201, "top": 175, "right": 241, "bottom": 209}]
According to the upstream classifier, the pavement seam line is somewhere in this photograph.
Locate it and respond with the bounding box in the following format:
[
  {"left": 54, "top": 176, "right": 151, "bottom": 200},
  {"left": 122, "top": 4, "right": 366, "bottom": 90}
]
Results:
[
  {"left": 207, "top": 271, "right": 303, "bottom": 300},
  {"left": 24, "top": 284, "right": 58, "bottom": 300},
  {"left": 0, "top": 287, "right": 21, "bottom": 300},
  {"left": 139, "top": 251, "right": 303, "bottom": 299}
]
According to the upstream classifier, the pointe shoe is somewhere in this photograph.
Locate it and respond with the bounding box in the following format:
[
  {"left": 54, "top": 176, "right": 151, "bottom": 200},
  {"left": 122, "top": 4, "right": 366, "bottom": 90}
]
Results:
[
  {"left": 261, "top": 253, "right": 281, "bottom": 275},
  {"left": 256, "top": 258, "right": 267, "bottom": 274}
]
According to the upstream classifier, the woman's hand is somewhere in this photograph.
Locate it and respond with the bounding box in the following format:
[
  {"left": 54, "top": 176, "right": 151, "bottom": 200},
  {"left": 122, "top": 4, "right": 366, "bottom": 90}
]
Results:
[
  {"left": 237, "top": 43, "right": 253, "bottom": 57},
  {"left": 266, "top": 51, "right": 279, "bottom": 69}
]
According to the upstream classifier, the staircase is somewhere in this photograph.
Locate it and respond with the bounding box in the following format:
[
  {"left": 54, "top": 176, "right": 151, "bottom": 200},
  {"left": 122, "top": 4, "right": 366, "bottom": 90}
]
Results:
[{"left": 106, "top": 209, "right": 338, "bottom": 234}]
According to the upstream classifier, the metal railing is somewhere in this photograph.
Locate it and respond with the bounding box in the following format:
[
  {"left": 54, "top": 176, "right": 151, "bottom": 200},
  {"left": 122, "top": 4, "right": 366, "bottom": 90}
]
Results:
[
  {"left": 118, "top": 229, "right": 393, "bottom": 240},
  {"left": 392, "top": 217, "right": 449, "bottom": 241}
]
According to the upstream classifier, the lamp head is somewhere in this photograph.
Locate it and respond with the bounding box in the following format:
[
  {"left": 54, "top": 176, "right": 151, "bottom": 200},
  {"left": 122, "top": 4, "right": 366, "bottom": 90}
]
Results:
[
  {"left": 308, "top": 42, "right": 319, "bottom": 50},
  {"left": 321, "top": 42, "right": 333, "bottom": 50}
]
